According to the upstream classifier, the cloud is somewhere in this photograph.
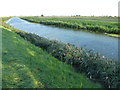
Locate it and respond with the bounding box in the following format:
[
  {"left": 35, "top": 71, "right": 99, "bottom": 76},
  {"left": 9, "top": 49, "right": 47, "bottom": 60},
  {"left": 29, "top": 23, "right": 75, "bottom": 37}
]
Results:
[{"left": 0, "top": 0, "right": 119, "bottom": 16}]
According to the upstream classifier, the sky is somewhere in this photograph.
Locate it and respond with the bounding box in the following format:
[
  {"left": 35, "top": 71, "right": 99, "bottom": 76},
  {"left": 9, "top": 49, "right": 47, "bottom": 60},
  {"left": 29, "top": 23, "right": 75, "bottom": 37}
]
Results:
[{"left": 0, "top": 0, "right": 119, "bottom": 17}]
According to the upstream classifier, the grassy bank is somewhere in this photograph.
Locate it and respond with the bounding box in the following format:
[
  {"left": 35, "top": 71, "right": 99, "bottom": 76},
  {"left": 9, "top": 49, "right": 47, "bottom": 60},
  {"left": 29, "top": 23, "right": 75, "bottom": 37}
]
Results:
[
  {"left": 2, "top": 27, "right": 102, "bottom": 88},
  {"left": 2, "top": 17, "right": 120, "bottom": 88},
  {"left": 20, "top": 17, "right": 119, "bottom": 35},
  {"left": 18, "top": 31, "right": 120, "bottom": 88}
]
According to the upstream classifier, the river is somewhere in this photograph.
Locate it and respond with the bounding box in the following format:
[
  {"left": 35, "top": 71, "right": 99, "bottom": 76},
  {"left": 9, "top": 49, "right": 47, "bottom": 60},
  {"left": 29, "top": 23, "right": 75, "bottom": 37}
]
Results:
[{"left": 7, "top": 17, "right": 119, "bottom": 61}]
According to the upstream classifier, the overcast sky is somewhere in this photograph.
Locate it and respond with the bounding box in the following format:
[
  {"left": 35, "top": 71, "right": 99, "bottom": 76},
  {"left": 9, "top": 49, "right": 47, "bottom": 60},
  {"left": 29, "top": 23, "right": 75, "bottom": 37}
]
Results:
[{"left": 0, "top": 0, "right": 119, "bottom": 16}]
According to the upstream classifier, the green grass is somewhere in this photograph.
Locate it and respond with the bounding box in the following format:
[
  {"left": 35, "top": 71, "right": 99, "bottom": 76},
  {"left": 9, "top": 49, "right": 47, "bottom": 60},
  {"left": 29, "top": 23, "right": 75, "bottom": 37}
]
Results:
[
  {"left": 0, "top": 23, "right": 1, "bottom": 89},
  {"left": 21, "top": 16, "right": 119, "bottom": 34},
  {"left": 2, "top": 27, "right": 102, "bottom": 88},
  {"left": 21, "top": 16, "right": 118, "bottom": 22},
  {"left": 18, "top": 31, "right": 120, "bottom": 88},
  {"left": 0, "top": 16, "right": 13, "bottom": 22}
]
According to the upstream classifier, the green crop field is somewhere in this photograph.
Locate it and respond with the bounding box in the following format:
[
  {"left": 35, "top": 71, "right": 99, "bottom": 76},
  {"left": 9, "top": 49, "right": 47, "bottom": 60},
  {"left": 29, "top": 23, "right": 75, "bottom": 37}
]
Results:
[{"left": 21, "top": 16, "right": 119, "bottom": 35}]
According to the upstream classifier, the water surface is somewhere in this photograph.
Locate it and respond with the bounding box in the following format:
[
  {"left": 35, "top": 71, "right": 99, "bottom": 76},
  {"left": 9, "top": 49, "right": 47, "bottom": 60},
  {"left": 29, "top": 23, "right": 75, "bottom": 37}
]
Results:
[{"left": 7, "top": 17, "right": 119, "bottom": 61}]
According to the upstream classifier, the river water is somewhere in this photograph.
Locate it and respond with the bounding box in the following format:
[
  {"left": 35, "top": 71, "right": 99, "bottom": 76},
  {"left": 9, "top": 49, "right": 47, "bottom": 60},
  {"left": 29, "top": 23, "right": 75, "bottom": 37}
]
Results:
[{"left": 7, "top": 17, "right": 119, "bottom": 61}]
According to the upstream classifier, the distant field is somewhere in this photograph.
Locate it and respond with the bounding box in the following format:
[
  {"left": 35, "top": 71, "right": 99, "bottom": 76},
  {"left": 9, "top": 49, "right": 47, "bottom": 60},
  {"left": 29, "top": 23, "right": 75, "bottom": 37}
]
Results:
[
  {"left": 26, "top": 16, "right": 118, "bottom": 22},
  {"left": 21, "top": 16, "right": 119, "bottom": 35}
]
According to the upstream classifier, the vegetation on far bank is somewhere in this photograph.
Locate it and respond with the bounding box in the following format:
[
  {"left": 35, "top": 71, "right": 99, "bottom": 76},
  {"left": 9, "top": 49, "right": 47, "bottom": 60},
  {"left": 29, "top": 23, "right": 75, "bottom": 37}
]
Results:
[
  {"left": 21, "top": 16, "right": 118, "bottom": 22},
  {"left": 21, "top": 17, "right": 119, "bottom": 35}
]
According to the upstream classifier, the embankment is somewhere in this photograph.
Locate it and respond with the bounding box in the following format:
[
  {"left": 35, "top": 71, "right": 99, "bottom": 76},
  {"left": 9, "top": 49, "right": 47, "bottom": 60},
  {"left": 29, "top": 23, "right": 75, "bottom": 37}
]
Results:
[
  {"left": 1, "top": 17, "right": 120, "bottom": 88},
  {"left": 2, "top": 25, "right": 102, "bottom": 88}
]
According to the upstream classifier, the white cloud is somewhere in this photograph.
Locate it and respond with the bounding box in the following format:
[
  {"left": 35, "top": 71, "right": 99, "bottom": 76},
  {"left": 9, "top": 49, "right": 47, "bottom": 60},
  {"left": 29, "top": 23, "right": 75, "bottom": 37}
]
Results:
[{"left": 0, "top": 0, "right": 119, "bottom": 16}]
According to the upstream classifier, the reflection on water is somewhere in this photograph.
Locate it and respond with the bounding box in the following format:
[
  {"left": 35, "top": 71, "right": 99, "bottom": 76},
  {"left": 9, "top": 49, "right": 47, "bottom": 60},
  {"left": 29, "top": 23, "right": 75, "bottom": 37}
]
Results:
[{"left": 7, "top": 17, "right": 119, "bottom": 61}]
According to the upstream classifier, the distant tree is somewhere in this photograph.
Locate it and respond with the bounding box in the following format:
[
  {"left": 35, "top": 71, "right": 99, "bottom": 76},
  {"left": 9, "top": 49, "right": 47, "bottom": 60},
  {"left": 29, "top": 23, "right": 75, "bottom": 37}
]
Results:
[
  {"left": 76, "top": 15, "right": 80, "bottom": 16},
  {"left": 109, "top": 16, "right": 112, "bottom": 17},
  {"left": 41, "top": 14, "right": 44, "bottom": 17}
]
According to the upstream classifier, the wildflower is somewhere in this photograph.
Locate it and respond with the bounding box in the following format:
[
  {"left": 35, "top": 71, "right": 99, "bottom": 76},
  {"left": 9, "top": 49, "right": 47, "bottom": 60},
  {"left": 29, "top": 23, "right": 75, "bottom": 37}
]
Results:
[
  {"left": 106, "top": 77, "right": 108, "bottom": 79},
  {"left": 102, "top": 56, "right": 105, "bottom": 58}
]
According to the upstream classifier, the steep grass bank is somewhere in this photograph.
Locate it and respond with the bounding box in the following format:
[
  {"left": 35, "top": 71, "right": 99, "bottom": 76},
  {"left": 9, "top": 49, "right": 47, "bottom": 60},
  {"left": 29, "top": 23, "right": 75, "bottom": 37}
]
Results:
[
  {"left": 2, "top": 27, "right": 102, "bottom": 88},
  {"left": 17, "top": 32, "right": 120, "bottom": 88},
  {"left": 21, "top": 17, "right": 119, "bottom": 35}
]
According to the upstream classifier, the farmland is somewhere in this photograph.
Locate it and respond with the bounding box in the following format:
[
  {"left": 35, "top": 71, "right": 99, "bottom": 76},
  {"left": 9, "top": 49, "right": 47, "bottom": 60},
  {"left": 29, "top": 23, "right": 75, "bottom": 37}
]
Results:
[{"left": 21, "top": 16, "right": 119, "bottom": 36}]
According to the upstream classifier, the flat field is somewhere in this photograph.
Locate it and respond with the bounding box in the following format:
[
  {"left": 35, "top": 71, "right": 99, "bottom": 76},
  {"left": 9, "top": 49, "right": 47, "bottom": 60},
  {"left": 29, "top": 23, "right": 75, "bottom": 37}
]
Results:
[{"left": 21, "top": 16, "right": 119, "bottom": 36}]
